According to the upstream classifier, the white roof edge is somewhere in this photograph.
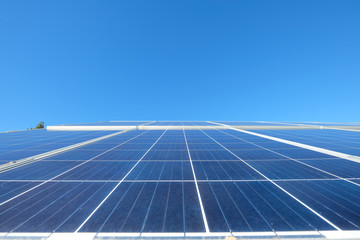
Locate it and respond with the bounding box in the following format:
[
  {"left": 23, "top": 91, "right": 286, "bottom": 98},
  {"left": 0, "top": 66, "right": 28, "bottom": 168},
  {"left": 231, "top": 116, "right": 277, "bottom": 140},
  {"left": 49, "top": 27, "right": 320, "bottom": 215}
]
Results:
[
  {"left": 47, "top": 125, "right": 230, "bottom": 131},
  {"left": 47, "top": 126, "right": 137, "bottom": 131}
]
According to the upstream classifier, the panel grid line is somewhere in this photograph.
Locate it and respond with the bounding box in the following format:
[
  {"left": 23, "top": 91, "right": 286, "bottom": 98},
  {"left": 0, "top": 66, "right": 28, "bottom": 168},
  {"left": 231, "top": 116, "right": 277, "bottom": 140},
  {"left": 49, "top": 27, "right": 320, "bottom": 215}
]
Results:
[
  {"left": 1, "top": 178, "right": 360, "bottom": 183},
  {"left": 183, "top": 129, "right": 210, "bottom": 233},
  {"left": 199, "top": 129, "right": 342, "bottom": 231},
  {"left": 0, "top": 130, "right": 150, "bottom": 207},
  {"left": 75, "top": 129, "right": 168, "bottom": 233},
  {"left": 217, "top": 129, "right": 360, "bottom": 187}
]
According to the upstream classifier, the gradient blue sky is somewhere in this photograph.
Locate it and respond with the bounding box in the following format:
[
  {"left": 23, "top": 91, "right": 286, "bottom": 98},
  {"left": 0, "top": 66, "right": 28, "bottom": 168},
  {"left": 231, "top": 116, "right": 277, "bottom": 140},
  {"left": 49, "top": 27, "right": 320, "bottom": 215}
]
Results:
[{"left": 1, "top": 0, "right": 360, "bottom": 131}]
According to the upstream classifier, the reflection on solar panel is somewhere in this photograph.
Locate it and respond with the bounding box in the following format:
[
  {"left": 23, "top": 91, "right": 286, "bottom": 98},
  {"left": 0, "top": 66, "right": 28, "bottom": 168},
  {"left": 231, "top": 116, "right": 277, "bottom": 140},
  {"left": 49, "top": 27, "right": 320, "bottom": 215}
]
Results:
[
  {"left": 0, "top": 130, "right": 116, "bottom": 164},
  {"left": 0, "top": 121, "right": 359, "bottom": 240}
]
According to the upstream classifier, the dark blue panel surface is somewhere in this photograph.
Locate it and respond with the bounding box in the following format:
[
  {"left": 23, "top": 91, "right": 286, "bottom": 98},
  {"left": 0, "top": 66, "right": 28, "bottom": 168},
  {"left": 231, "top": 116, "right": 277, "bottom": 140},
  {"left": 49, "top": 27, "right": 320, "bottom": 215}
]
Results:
[
  {"left": 183, "top": 182, "right": 205, "bottom": 232},
  {"left": 253, "top": 129, "right": 360, "bottom": 157},
  {"left": 299, "top": 159, "right": 360, "bottom": 178},
  {"left": 277, "top": 180, "right": 360, "bottom": 230},
  {"left": 152, "top": 143, "right": 187, "bottom": 150},
  {"left": 143, "top": 150, "right": 189, "bottom": 160},
  {"left": 142, "top": 182, "right": 184, "bottom": 232},
  {"left": 1, "top": 126, "right": 359, "bottom": 236},
  {"left": 247, "top": 160, "right": 333, "bottom": 180},
  {"left": 193, "top": 161, "right": 264, "bottom": 180},
  {"left": 231, "top": 149, "right": 287, "bottom": 160},
  {"left": 190, "top": 150, "right": 237, "bottom": 160},
  {"left": 199, "top": 181, "right": 335, "bottom": 232},
  {"left": 127, "top": 161, "right": 193, "bottom": 180},
  {"left": 198, "top": 182, "right": 230, "bottom": 232},
  {"left": 266, "top": 148, "right": 333, "bottom": 159},
  {"left": 30, "top": 182, "right": 114, "bottom": 232},
  {"left": 55, "top": 161, "right": 136, "bottom": 180},
  {"left": 0, "top": 151, "right": 46, "bottom": 160},
  {"left": 93, "top": 150, "right": 146, "bottom": 160},
  {"left": 12, "top": 182, "right": 108, "bottom": 232},
  {"left": 0, "top": 182, "right": 40, "bottom": 204},
  {"left": 0, "top": 130, "right": 118, "bottom": 161},
  {"left": 0, "top": 161, "right": 81, "bottom": 180},
  {"left": 188, "top": 143, "right": 225, "bottom": 150},
  {"left": 97, "top": 182, "right": 157, "bottom": 232},
  {"left": 45, "top": 150, "right": 106, "bottom": 160}
]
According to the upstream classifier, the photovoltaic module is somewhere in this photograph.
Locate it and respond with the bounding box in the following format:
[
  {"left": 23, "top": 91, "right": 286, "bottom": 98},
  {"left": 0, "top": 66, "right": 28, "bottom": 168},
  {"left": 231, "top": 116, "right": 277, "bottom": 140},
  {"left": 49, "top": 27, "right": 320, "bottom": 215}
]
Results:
[{"left": 0, "top": 121, "right": 359, "bottom": 240}]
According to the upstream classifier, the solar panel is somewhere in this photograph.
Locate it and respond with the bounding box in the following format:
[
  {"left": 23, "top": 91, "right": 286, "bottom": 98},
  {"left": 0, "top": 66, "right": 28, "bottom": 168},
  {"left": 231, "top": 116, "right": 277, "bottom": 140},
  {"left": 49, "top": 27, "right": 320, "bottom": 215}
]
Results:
[
  {"left": 0, "top": 130, "right": 117, "bottom": 163},
  {"left": 0, "top": 121, "right": 359, "bottom": 239},
  {"left": 254, "top": 129, "right": 360, "bottom": 156}
]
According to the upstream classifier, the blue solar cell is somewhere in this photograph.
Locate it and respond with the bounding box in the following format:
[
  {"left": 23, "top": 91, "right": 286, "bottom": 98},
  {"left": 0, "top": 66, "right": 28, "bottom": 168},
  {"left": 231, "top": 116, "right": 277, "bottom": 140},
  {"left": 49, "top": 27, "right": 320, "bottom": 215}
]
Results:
[
  {"left": 188, "top": 143, "right": 224, "bottom": 150},
  {"left": 193, "top": 161, "right": 264, "bottom": 180},
  {"left": 264, "top": 148, "right": 333, "bottom": 159},
  {"left": 45, "top": 150, "right": 106, "bottom": 160},
  {"left": 0, "top": 151, "right": 46, "bottom": 160},
  {"left": 55, "top": 182, "right": 116, "bottom": 232},
  {"left": 254, "top": 129, "right": 360, "bottom": 157},
  {"left": 99, "top": 182, "right": 157, "bottom": 232},
  {"left": 211, "top": 182, "right": 271, "bottom": 231},
  {"left": 190, "top": 150, "right": 237, "bottom": 160},
  {"left": 277, "top": 180, "right": 360, "bottom": 230},
  {"left": 0, "top": 182, "right": 39, "bottom": 204},
  {"left": 0, "top": 182, "right": 116, "bottom": 232},
  {"left": 299, "top": 159, "right": 360, "bottom": 178},
  {"left": 0, "top": 161, "right": 81, "bottom": 180},
  {"left": 143, "top": 150, "right": 189, "bottom": 160},
  {"left": 183, "top": 182, "right": 206, "bottom": 232},
  {"left": 198, "top": 182, "right": 230, "bottom": 232},
  {"left": 141, "top": 182, "right": 184, "bottom": 232},
  {"left": 231, "top": 149, "right": 287, "bottom": 160},
  {"left": 0, "top": 182, "right": 80, "bottom": 232},
  {"left": 114, "top": 143, "right": 154, "bottom": 150},
  {"left": 55, "top": 161, "right": 136, "bottom": 180},
  {"left": 13, "top": 182, "right": 97, "bottom": 232},
  {"left": 199, "top": 181, "right": 336, "bottom": 232},
  {"left": 0, "top": 130, "right": 118, "bottom": 162},
  {"left": 247, "top": 160, "right": 333, "bottom": 180},
  {"left": 127, "top": 161, "right": 193, "bottom": 180},
  {"left": 28, "top": 182, "right": 114, "bottom": 232},
  {"left": 93, "top": 150, "right": 146, "bottom": 160},
  {"left": 79, "top": 143, "right": 123, "bottom": 150},
  {"left": 152, "top": 143, "right": 187, "bottom": 150},
  {"left": 216, "top": 143, "right": 263, "bottom": 150}
]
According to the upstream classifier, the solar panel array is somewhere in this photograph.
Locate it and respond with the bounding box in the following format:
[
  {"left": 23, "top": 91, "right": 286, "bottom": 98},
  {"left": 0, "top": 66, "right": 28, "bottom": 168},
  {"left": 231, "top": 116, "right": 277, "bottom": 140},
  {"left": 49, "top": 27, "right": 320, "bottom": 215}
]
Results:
[
  {"left": 0, "top": 130, "right": 116, "bottom": 164},
  {"left": 0, "top": 121, "right": 359, "bottom": 240}
]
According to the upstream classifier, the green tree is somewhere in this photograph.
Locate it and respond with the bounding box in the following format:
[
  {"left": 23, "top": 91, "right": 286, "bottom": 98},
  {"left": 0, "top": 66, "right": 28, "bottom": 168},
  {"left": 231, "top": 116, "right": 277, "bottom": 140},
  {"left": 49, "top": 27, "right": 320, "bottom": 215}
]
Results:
[{"left": 35, "top": 121, "right": 44, "bottom": 129}]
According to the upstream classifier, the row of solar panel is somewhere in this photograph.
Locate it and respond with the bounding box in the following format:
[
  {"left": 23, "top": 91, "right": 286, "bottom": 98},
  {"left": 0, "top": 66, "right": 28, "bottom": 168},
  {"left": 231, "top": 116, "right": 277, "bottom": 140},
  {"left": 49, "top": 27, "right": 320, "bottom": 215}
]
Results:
[
  {"left": 1, "top": 180, "right": 359, "bottom": 233},
  {"left": 1, "top": 130, "right": 359, "bottom": 180},
  {"left": 0, "top": 128, "right": 359, "bottom": 234},
  {"left": 2, "top": 158, "right": 360, "bottom": 181},
  {"left": 2, "top": 128, "right": 359, "bottom": 162},
  {"left": 254, "top": 129, "right": 360, "bottom": 156},
  {"left": 0, "top": 130, "right": 117, "bottom": 162},
  {"left": 0, "top": 147, "right": 346, "bottom": 162}
]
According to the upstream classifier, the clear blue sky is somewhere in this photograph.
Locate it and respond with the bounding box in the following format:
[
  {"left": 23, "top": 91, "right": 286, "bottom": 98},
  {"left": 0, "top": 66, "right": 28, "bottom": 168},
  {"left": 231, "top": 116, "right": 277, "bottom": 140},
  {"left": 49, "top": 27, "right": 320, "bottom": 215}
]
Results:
[{"left": 1, "top": 0, "right": 360, "bottom": 131}]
